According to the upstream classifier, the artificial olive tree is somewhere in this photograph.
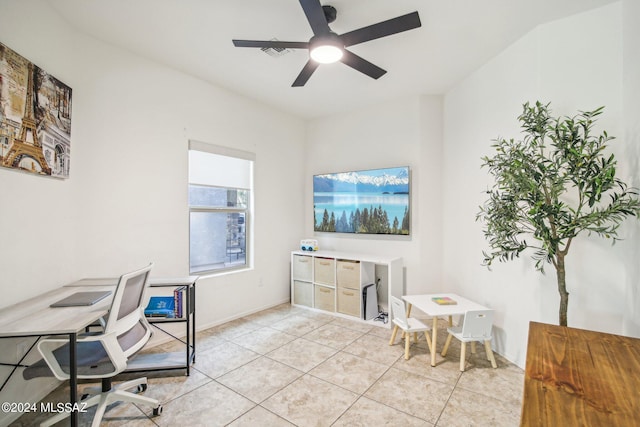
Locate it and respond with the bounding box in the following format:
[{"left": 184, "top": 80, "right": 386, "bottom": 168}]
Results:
[{"left": 477, "top": 102, "right": 640, "bottom": 326}]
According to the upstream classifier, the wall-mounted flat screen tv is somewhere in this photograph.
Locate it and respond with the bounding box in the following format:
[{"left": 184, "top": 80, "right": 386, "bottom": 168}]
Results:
[{"left": 313, "top": 166, "right": 410, "bottom": 235}]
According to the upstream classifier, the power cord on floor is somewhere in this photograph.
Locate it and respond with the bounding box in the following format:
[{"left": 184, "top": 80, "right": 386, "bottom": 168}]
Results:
[{"left": 373, "top": 311, "right": 388, "bottom": 324}]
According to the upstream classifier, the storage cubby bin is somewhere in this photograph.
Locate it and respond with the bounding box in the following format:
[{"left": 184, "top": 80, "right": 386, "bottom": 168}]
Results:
[
  {"left": 337, "top": 287, "right": 360, "bottom": 317},
  {"left": 337, "top": 260, "right": 360, "bottom": 289},
  {"left": 292, "top": 255, "right": 313, "bottom": 281},
  {"left": 314, "top": 285, "right": 335, "bottom": 312},
  {"left": 293, "top": 280, "right": 313, "bottom": 307},
  {"left": 314, "top": 257, "right": 336, "bottom": 285}
]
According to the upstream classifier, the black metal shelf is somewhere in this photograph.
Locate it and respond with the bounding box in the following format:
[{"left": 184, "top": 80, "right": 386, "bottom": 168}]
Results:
[{"left": 131, "top": 277, "right": 197, "bottom": 376}]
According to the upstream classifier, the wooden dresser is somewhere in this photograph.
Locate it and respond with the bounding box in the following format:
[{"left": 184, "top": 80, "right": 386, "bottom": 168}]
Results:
[{"left": 521, "top": 321, "right": 640, "bottom": 426}]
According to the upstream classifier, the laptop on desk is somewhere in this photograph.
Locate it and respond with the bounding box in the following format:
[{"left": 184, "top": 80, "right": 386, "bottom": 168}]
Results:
[{"left": 50, "top": 291, "right": 112, "bottom": 307}]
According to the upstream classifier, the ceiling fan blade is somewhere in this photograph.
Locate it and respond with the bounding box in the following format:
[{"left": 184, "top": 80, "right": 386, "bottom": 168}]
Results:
[
  {"left": 340, "top": 11, "right": 421, "bottom": 47},
  {"left": 299, "top": 0, "right": 331, "bottom": 35},
  {"left": 292, "top": 60, "right": 320, "bottom": 87},
  {"left": 233, "top": 40, "right": 309, "bottom": 49},
  {"left": 340, "top": 50, "right": 387, "bottom": 80}
]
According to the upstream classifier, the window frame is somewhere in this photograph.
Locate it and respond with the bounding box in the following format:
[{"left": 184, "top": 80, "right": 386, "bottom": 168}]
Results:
[{"left": 188, "top": 141, "right": 254, "bottom": 276}]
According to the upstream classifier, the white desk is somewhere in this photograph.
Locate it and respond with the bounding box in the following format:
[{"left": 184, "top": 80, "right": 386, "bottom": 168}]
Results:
[
  {"left": 66, "top": 276, "right": 198, "bottom": 288},
  {"left": 0, "top": 284, "right": 114, "bottom": 427},
  {"left": 0, "top": 285, "right": 113, "bottom": 336},
  {"left": 402, "top": 293, "right": 489, "bottom": 367}
]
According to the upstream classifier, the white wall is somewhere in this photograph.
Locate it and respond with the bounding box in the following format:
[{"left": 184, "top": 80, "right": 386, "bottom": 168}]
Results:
[
  {"left": 622, "top": 0, "right": 640, "bottom": 338},
  {"left": 305, "top": 95, "right": 443, "bottom": 295},
  {"left": 442, "top": 1, "right": 639, "bottom": 367},
  {"left": 0, "top": 0, "right": 305, "bottom": 422}
]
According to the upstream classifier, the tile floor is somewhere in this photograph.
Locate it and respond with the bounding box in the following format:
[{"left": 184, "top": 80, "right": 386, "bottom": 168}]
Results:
[{"left": 12, "top": 303, "right": 525, "bottom": 426}]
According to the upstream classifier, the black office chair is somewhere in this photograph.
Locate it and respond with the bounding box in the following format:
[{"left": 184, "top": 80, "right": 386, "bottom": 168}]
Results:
[{"left": 24, "top": 264, "right": 162, "bottom": 426}]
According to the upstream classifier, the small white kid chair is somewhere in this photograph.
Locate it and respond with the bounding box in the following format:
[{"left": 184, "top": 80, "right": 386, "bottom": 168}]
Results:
[
  {"left": 388, "top": 296, "right": 433, "bottom": 359},
  {"left": 441, "top": 309, "right": 498, "bottom": 371}
]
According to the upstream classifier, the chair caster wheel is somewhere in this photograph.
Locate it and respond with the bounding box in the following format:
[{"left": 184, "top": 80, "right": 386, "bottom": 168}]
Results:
[
  {"left": 153, "top": 405, "right": 163, "bottom": 416},
  {"left": 137, "top": 383, "right": 147, "bottom": 393}
]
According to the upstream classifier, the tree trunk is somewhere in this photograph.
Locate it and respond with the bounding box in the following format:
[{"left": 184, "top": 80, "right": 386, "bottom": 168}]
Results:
[{"left": 555, "top": 254, "right": 569, "bottom": 326}]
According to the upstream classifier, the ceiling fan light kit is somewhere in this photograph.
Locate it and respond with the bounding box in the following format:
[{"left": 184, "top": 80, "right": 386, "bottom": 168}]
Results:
[
  {"left": 309, "top": 33, "right": 343, "bottom": 63},
  {"left": 232, "top": 0, "right": 421, "bottom": 87}
]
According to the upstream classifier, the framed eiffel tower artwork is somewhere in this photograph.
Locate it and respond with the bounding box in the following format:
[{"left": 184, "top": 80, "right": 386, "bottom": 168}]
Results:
[{"left": 0, "top": 41, "right": 72, "bottom": 178}]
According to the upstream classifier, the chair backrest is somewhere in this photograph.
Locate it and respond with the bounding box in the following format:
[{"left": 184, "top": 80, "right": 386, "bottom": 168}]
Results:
[
  {"left": 389, "top": 296, "right": 408, "bottom": 328},
  {"left": 461, "top": 309, "right": 494, "bottom": 339},
  {"left": 104, "top": 263, "right": 153, "bottom": 356}
]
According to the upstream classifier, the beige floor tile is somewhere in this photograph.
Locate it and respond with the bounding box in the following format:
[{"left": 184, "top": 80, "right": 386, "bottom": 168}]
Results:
[
  {"left": 7, "top": 383, "right": 74, "bottom": 427},
  {"left": 333, "top": 396, "right": 430, "bottom": 427},
  {"left": 364, "top": 368, "right": 454, "bottom": 423},
  {"left": 267, "top": 337, "right": 338, "bottom": 372},
  {"left": 455, "top": 366, "right": 524, "bottom": 406},
  {"left": 227, "top": 405, "right": 295, "bottom": 427},
  {"left": 87, "top": 402, "right": 157, "bottom": 427},
  {"left": 195, "top": 331, "right": 231, "bottom": 352},
  {"left": 366, "top": 324, "right": 394, "bottom": 339},
  {"left": 15, "top": 303, "right": 527, "bottom": 427},
  {"left": 270, "top": 313, "right": 332, "bottom": 336},
  {"left": 191, "top": 341, "right": 260, "bottom": 378},
  {"left": 328, "top": 317, "right": 374, "bottom": 334},
  {"left": 393, "top": 351, "right": 462, "bottom": 386},
  {"left": 309, "top": 352, "right": 388, "bottom": 394},
  {"left": 230, "top": 326, "right": 297, "bottom": 354},
  {"left": 303, "top": 323, "right": 365, "bottom": 349},
  {"left": 271, "top": 303, "right": 310, "bottom": 317},
  {"left": 262, "top": 375, "right": 359, "bottom": 427},
  {"left": 343, "top": 333, "right": 404, "bottom": 366},
  {"left": 297, "top": 309, "right": 339, "bottom": 323},
  {"left": 436, "top": 386, "right": 521, "bottom": 426},
  {"left": 200, "top": 318, "right": 262, "bottom": 341},
  {"left": 126, "top": 369, "right": 212, "bottom": 404},
  {"left": 9, "top": 382, "right": 156, "bottom": 427},
  {"left": 243, "top": 306, "right": 297, "bottom": 325},
  {"left": 152, "top": 381, "right": 254, "bottom": 427},
  {"left": 217, "top": 357, "right": 303, "bottom": 403}
]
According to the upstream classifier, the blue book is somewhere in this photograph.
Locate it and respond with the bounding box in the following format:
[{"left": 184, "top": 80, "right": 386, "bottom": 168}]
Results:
[{"left": 144, "top": 296, "right": 175, "bottom": 318}]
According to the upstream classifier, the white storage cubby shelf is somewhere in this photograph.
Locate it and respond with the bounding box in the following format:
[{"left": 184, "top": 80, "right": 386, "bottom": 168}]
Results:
[{"left": 290, "top": 250, "right": 403, "bottom": 328}]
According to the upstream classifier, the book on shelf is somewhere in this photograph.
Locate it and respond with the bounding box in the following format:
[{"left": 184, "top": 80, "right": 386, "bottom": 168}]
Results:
[
  {"left": 144, "top": 286, "right": 188, "bottom": 318},
  {"left": 144, "top": 296, "right": 175, "bottom": 318},
  {"left": 431, "top": 296, "right": 457, "bottom": 305},
  {"left": 174, "top": 286, "right": 187, "bottom": 318}
]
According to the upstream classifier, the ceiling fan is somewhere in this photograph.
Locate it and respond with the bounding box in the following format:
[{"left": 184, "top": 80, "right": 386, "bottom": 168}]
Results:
[{"left": 232, "top": 0, "right": 421, "bottom": 87}]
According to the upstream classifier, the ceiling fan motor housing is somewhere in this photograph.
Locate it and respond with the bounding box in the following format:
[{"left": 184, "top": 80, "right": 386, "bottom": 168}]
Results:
[
  {"left": 309, "top": 32, "right": 343, "bottom": 49},
  {"left": 323, "top": 5, "right": 337, "bottom": 24}
]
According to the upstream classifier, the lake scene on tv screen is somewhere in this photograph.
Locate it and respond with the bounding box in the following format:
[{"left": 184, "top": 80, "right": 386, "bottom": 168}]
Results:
[{"left": 313, "top": 166, "right": 410, "bottom": 235}]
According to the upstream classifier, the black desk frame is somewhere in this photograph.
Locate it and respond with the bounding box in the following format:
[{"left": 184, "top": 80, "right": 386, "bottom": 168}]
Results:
[{"left": 1, "top": 331, "right": 84, "bottom": 427}]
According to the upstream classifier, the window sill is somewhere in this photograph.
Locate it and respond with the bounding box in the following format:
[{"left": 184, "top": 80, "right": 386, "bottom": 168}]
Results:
[{"left": 193, "top": 266, "right": 253, "bottom": 280}]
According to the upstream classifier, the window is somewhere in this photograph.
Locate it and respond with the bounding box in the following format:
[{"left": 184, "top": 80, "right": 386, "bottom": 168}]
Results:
[{"left": 188, "top": 141, "right": 254, "bottom": 274}]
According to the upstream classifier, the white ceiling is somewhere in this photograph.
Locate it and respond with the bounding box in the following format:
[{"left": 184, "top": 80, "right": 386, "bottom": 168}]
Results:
[{"left": 46, "top": 0, "right": 616, "bottom": 119}]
